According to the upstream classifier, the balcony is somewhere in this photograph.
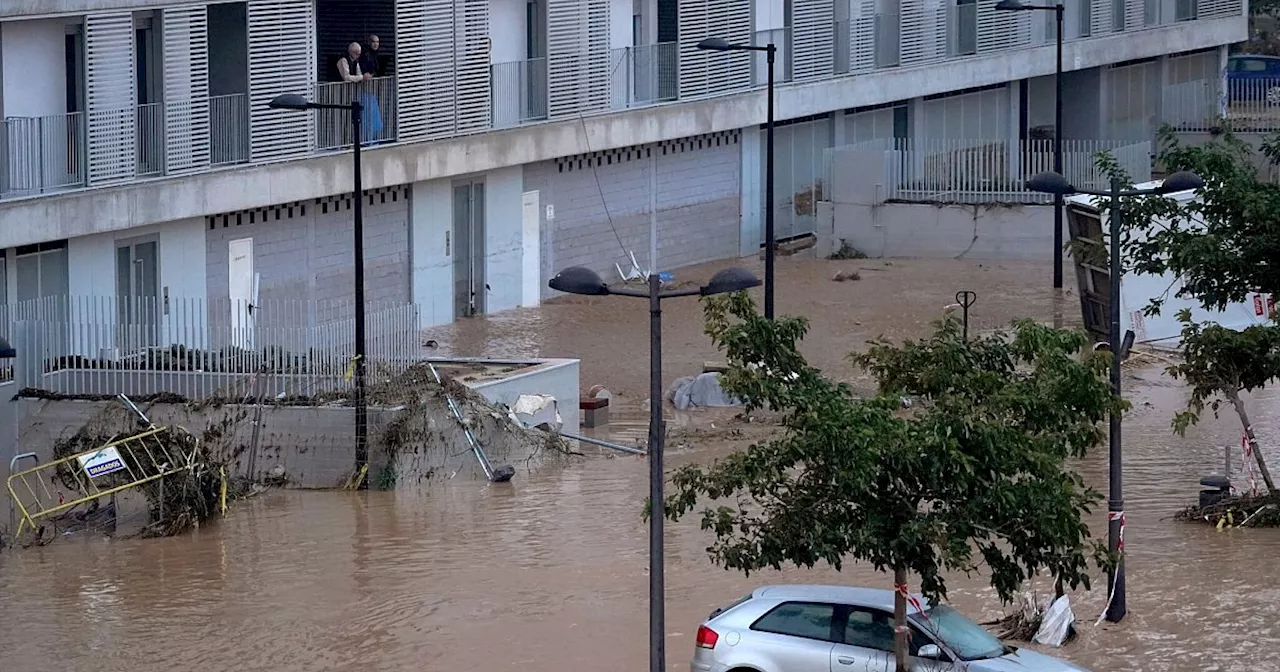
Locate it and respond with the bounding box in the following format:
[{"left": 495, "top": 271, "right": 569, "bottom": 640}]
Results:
[
  {"left": 137, "top": 103, "right": 165, "bottom": 177},
  {"left": 753, "top": 27, "right": 793, "bottom": 86},
  {"left": 0, "top": 112, "right": 86, "bottom": 198},
  {"left": 834, "top": 20, "right": 851, "bottom": 75},
  {"left": 948, "top": 2, "right": 978, "bottom": 57},
  {"left": 210, "top": 94, "right": 250, "bottom": 166},
  {"left": 492, "top": 58, "right": 548, "bottom": 128},
  {"left": 875, "top": 13, "right": 900, "bottom": 68},
  {"left": 313, "top": 76, "right": 398, "bottom": 150},
  {"left": 611, "top": 43, "right": 678, "bottom": 109}
]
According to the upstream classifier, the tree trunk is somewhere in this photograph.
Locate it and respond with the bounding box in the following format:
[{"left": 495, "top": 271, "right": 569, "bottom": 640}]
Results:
[
  {"left": 893, "top": 567, "right": 909, "bottom": 672},
  {"left": 1226, "top": 388, "right": 1278, "bottom": 494}
]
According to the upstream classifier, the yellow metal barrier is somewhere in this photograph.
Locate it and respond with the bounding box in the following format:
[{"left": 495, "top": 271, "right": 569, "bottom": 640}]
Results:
[{"left": 5, "top": 426, "right": 199, "bottom": 538}]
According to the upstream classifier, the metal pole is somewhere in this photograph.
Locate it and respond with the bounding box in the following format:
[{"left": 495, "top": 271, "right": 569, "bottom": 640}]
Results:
[
  {"left": 1053, "top": 5, "right": 1065, "bottom": 289},
  {"left": 764, "top": 44, "right": 777, "bottom": 321},
  {"left": 1105, "top": 177, "right": 1127, "bottom": 622},
  {"left": 648, "top": 272, "right": 666, "bottom": 672},
  {"left": 352, "top": 99, "right": 369, "bottom": 483}
]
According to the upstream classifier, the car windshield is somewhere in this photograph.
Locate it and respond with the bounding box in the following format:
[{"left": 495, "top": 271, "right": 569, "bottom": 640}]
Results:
[{"left": 910, "top": 604, "right": 1005, "bottom": 661}]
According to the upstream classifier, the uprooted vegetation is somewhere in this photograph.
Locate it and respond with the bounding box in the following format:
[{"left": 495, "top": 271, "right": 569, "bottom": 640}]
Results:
[{"left": 1175, "top": 492, "right": 1280, "bottom": 528}]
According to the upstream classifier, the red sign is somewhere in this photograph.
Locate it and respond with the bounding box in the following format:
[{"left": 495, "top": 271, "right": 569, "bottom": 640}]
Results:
[{"left": 1255, "top": 294, "right": 1265, "bottom": 316}]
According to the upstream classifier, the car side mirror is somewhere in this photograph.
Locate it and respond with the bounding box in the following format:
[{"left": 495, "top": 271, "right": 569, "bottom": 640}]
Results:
[{"left": 917, "top": 644, "right": 942, "bottom": 659}]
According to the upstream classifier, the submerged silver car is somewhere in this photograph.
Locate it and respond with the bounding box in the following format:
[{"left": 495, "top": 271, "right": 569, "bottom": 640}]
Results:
[{"left": 690, "top": 585, "right": 1090, "bottom": 672}]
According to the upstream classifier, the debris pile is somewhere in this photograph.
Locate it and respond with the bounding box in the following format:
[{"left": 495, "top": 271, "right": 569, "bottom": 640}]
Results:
[{"left": 1175, "top": 492, "right": 1280, "bottom": 528}]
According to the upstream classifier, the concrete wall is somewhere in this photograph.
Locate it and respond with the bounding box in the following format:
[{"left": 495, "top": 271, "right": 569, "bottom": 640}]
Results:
[
  {"left": 204, "top": 186, "right": 410, "bottom": 306},
  {"left": 1, "top": 17, "right": 75, "bottom": 119},
  {"left": 469, "top": 358, "right": 581, "bottom": 434},
  {"left": 825, "top": 201, "right": 1057, "bottom": 261},
  {"left": 526, "top": 131, "right": 742, "bottom": 294},
  {"left": 0, "top": 15, "right": 1245, "bottom": 248},
  {"left": 67, "top": 216, "right": 206, "bottom": 298}
]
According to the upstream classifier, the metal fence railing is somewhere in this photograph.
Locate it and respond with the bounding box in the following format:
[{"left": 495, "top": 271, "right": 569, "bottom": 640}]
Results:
[
  {"left": 6, "top": 295, "right": 422, "bottom": 399},
  {"left": 492, "top": 57, "right": 548, "bottom": 127},
  {"left": 210, "top": 93, "right": 251, "bottom": 166},
  {"left": 826, "top": 138, "right": 1152, "bottom": 204},
  {"left": 136, "top": 103, "right": 166, "bottom": 177},
  {"left": 0, "top": 112, "right": 86, "bottom": 198},
  {"left": 610, "top": 43, "right": 678, "bottom": 109},
  {"left": 314, "top": 76, "right": 397, "bottom": 150}
]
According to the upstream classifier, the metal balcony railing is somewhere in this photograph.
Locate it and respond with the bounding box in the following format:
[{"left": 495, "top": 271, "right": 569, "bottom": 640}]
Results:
[
  {"left": 834, "top": 20, "right": 851, "bottom": 74},
  {"left": 491, "top": 57, "right": 548, "bottom": 127},
  {"left": 313, "top": 76, "right": 397, "bottom": 150},
  {"left": 136, "top": 103, "right": 165, "bottom": 177},
  {"left": 949, "top": 2, "right": 978, "bottom": 57},
  {"left": 752, "top": 27, "right": 793, "bottom": 86},
  {"left": 0, "top": 112, "right": 87, "bottom": 198},
  {"left": 610, "top": 42, "right": 678, "bottom": 108},
  {"left": 209, "top": 93, "right": 250, "bottom": 166},
  {"left": 874, "top": 13, "right": 900, "bottom": 68}
]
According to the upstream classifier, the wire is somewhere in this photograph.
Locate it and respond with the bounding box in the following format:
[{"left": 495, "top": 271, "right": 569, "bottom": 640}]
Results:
[{"left": 573, "top": 49, "right": 655, "bottom": 264}]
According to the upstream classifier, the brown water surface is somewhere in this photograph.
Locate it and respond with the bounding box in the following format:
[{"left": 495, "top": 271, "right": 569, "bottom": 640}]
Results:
[{"left": 4, "top": 258, "right": 1280, "bottom": 672}]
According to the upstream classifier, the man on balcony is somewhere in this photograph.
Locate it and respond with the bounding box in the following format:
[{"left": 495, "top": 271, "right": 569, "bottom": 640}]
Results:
[{"left": 335, "top": 42, "right": 384, "bottom": 145}]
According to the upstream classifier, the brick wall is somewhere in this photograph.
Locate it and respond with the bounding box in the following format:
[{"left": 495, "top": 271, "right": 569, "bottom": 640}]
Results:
[
  {"left": 525, "top": 130, "right": 742, "bottom": 292},
  {"left": 205, "top": 186, "right": 411, "bottom": 307}
]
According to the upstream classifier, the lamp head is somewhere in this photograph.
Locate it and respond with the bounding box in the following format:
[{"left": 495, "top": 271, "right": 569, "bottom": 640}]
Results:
[
  {"left": 995, "top": 0, "right": 1029, "bottom": 10},
  {"left": 268, "top": 93, "right": 312, "bottom": 111},
  {"left": 701, "top": 267, "right": 762, "bottom": 296},
  {"left": 1026, "top": 171, "right": 1075, "bottom": 196},
  {"left": 696, "top": 37, "right": 734, "bottom": 52},
  {"left": 1159, "top": 170, "right": 1205, "bottom": 194},
  {"left": 548, "top": 266, "right": 611, "bottom": 296}
]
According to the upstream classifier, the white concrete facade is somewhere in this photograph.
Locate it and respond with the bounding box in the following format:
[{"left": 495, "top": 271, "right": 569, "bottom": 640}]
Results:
[{"left": 0, "top": 0, "right": 1248, "bottom": 331}]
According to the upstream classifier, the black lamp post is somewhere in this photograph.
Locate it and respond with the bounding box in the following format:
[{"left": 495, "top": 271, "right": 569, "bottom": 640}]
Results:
[
  {"left": 697, "top": 37, "right": 777, "bottom": 320},
  {"left": 548, "top": 266, "right": 760, "bottom": 672},
  {"left": 996, "top": 0, "right": 1066, "bottom": 289},
  {"left": 1026, "top": 168, "right": 1204, "bottom": 623},
  {"left": 269, "top": 93, "right": 370, "bottom": 482}
]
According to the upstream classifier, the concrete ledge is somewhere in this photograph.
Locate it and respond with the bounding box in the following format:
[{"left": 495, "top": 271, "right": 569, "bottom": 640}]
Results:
[
  {"left": 0, "top": 16, "right": 1244, "bottom": 247},
  {"left": 831, "top": 201, "right": 1059, "bottom": 261}
]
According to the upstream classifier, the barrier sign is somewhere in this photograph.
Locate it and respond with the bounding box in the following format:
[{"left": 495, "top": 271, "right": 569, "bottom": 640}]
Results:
[{"left": 77, "top": 446, "right": 126, "bottom": 478}]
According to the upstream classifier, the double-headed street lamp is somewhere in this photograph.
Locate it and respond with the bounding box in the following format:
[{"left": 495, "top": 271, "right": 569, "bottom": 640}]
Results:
[
  {"left": 548, "top": 266, "right": 761, "bottom": 672},
  {"left": 269, "top": 93, "right": 370, "bottom": 481},
  {"left": 995, "top": 0, "right": 1066, "bottom": 289},
  {"left": 1026, "top": 168, "right": 1204, "bottom": 623},
  {"left": 697, "top": 36, "right": 778, "bottom": 320}
]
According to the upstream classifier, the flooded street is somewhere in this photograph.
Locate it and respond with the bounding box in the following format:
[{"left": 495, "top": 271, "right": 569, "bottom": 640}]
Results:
[{"left": 4, "top": 258, "right": 1280, "bottom": 671}]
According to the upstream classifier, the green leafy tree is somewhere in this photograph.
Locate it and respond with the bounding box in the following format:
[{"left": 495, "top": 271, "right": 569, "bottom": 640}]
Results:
[
  {"left": 662, "top": 294, "right": 1116, "bottom": 671},
  {"left": 1094, "top": 129, "right": 1280, "bottom": 495}
]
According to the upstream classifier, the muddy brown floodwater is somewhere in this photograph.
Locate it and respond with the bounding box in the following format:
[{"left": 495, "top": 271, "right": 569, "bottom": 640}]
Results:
[{"left": 4, "top": 258, "right": 1280, "bottom": 672}]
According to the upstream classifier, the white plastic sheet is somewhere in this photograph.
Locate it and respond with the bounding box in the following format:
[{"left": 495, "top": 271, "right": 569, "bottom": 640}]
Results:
[
  {"left": 1033, "top": 595, "right": 1076, "bottom": 648},
  {"left": 670, "top": 372, "right": 741, "bottom": 410}
]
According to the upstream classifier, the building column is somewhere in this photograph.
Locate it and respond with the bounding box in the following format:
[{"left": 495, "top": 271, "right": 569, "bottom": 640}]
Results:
[
  {"left": 739, "top": 125, "right": 762, "bottom": 258},
  {"left": 1217, "top": 44, "right": 1230, "bottom": 119},
  {"left": 1006, "top": 80, "right": 1022, "bottom": 184}
]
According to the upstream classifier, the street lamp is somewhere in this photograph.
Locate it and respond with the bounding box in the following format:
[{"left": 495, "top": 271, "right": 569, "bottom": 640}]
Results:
[
  {"left": 698, "top": 37, "right": 778, "bottom": 320},
  {"left": 548, "top": 266, "right": 761, "bottom": 672},
  {"left": 996, "top": 0, "right": 1066, "bottom": 289},
  {"left": 1026, "top": 168, "right": 1204, "bottom": 623},
  {"left": 269, "top": 93, "right": 370, "bottom": 483}
]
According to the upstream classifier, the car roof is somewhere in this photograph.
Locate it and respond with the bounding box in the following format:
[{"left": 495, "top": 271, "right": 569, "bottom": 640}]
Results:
[
  {"left": 750, "top": 585, "right": 931, "bottom": 614},
  {"left": 1231, "top": 54, "right": 1280, "bottom": 61}
]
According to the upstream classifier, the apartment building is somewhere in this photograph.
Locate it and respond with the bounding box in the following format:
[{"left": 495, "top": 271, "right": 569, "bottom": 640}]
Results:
[{"left": 0, "top": 0, "right": 1246, "bottom": 341}]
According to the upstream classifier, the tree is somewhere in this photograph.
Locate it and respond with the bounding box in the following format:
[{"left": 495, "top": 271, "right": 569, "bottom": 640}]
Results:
[
  {"left": 661, "top": 293, "right": 1116, "bottom": 671},
  {"left": 1098, "top": 128, "right": 1280, "bottom": 496}
]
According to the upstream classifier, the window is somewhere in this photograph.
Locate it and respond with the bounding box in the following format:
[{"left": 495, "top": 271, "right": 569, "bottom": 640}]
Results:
[
  {"left": 1243, "top": 59, "right": 1270, "bottom": 73},
  {"left": 911, "top": 604, "right": 1005, "bottom": 662},
  {"left": 752, "top": 602, "right": 838, "bottom": 642},
  {"left": 843, "top": 608, "right": 935, "bottom": 657}
]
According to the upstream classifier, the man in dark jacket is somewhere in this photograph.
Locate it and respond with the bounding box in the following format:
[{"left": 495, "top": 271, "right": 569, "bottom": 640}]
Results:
[{"left": 360, "top": 34, "right": 385, "bottom": 78}]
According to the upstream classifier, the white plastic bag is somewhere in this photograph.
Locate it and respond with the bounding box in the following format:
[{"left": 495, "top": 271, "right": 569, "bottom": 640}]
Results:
[{"left": 1032, "top": 595, "right": 1076, "bottom": 648}]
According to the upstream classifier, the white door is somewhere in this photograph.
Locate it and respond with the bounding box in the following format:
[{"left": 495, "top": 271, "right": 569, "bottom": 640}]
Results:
[{"left": 228, "top": 238, "right": 255, "bottom": 350}]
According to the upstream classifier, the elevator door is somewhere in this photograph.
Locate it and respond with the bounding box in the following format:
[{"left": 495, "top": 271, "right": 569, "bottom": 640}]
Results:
[{"left": 453, "top": 180, "right": 486, "bottom": 318}]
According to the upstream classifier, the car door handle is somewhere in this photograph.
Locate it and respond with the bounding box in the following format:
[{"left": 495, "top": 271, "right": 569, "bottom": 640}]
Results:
[{"left": 837, "top": 657, "right": 855, "bottom": 665}]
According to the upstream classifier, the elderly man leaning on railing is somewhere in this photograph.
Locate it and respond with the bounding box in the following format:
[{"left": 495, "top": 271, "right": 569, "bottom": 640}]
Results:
[{"left": 333, "top": 41, "right": 384, "bottom": 145}]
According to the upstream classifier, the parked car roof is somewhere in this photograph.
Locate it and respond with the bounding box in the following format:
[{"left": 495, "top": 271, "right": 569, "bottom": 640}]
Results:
[{"left": 749, "top": 584, "right": 932, "bottom": 614}]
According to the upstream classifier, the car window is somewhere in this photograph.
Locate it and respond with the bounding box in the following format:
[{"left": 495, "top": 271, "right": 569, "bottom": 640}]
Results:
[
  {"left": 911, "top": 604, "right": 1005, "bottom": 661},
  {"left": 1243, "top": 59, "right": 1269, "bottom": 73},
  {"left": 843, "top": 608, "right": 935, "bottom": 656},
  {"left": 751, "top": 602, "right": 838, "bottom": 642}
]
